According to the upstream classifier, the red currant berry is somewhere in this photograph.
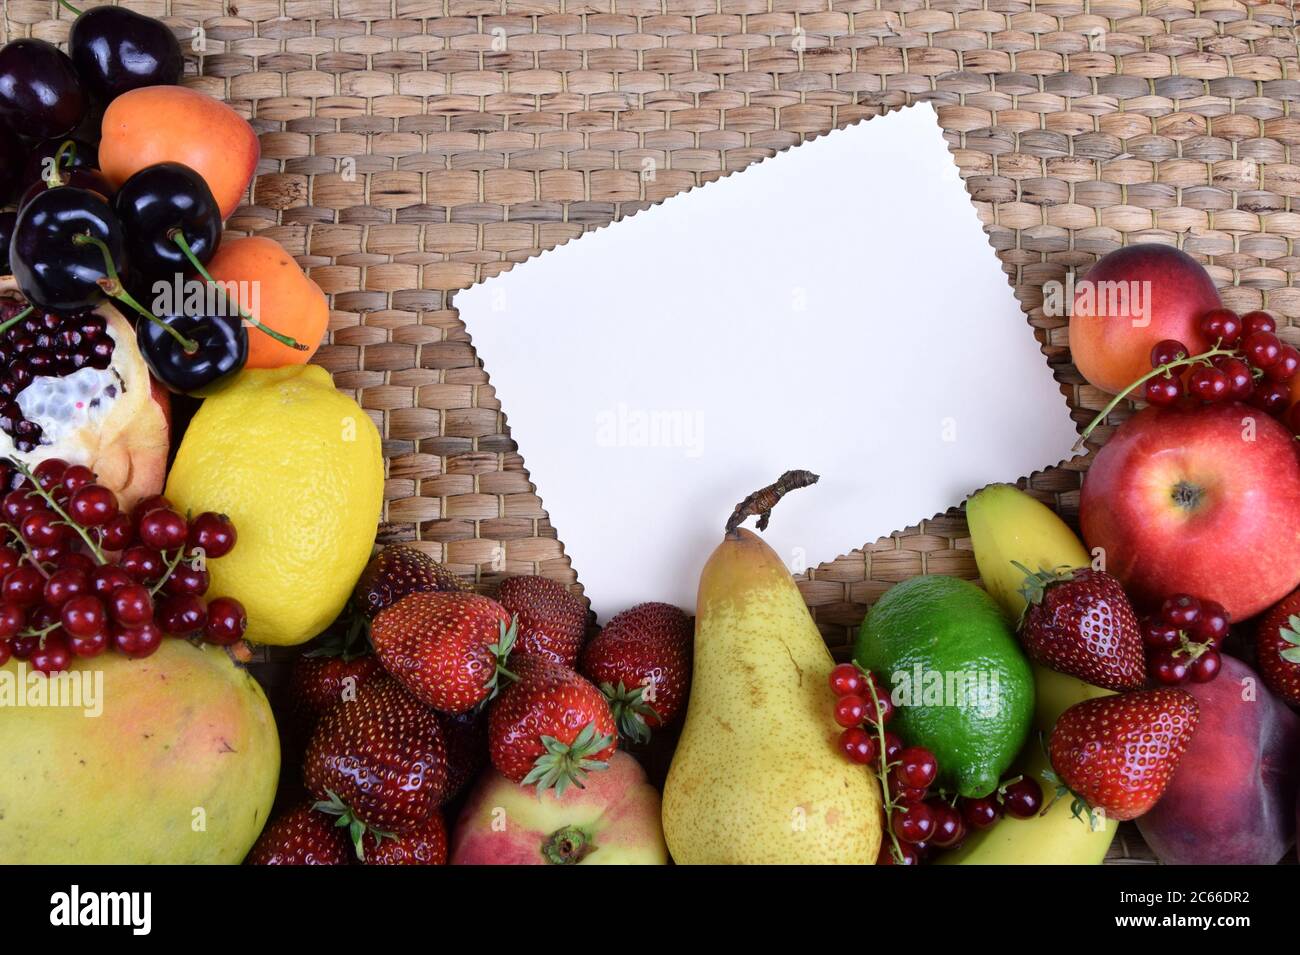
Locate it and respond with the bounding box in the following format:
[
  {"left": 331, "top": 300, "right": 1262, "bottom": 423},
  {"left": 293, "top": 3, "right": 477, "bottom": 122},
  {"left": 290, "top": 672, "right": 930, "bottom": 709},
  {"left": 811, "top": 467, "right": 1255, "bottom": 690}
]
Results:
[
  {"left": 895, "top": 746, "right": 938, "bottom": 789},
  {"left": 119, "top": 546, "right": 164, "bottom": 582},
  {"left": 961, "top": 796, "right": 1002, "bottom": 831},
  {"left": 868, "top": 692, "right": 895, "bottom": 726},
  {"left": 55, "top": 552, "right": 95, "bottom": 576},
  {"left": 1161, "top": 593, "right": 1202, "bottom": 627},
  {"left": 1251, "top": 379, "right": 1292, "bottom": 416},
  {"left": 1148, "top": 649, "right": 1189, "bottom": 686},
  {"left": 892, "top": 802, "right": 936, "bottom": 844},
  {"left": 1267, "top": 345, "right": 1300, "bottom": 383},
  {"left": 67, "top": 626, "right": 108, "bottom": 658},
  {"left": 1241, "top": 310, "right": 1277, "bottom": 336},
  {"left": 188, "top": 512, "right": 237, "bottom": 559},
  {"left": 1187, "top": 365, "right": 1230, "bottom": 403},
  {"left": 882, "top": 731, "right": 904, "bottom": 765},
  {"left": 32, "top": 458, "right": 68, "bottom": 491},
  {"left": 1150, "top": 339, "right": 1188, "bottom": 367},
  {"left": 10, "top": 634, "right": 38, "bottom": 660},
  {"left": 112, "top": 621, "right": 162, "bottom": 659},
  {"left": 1193, "top": 600, "right": 1230, "bottom": 644},
  {"left": 838, "top": 726, "right": 877, "bottom": 765},
  {"left": 929, "top": 803, "right": 965, "bottom": 849},
  {"left": 203, "top": 598, "right": 247, "bottom": 646},
  {"left": 1243, "top": 330, "right": 1283, "bottom": 369},
  {"left": 59, "top": 465, "right": 96, "bottom": 495},
  {"left": 1001, "top": 777, "right": 1043, "bottom": 818},
  {"left": 1141, "top": 618, "right": 1181, "bottom": 650},
  {"left": 0, "top": 545, "right": 18, "bottom": 577},
  {"left": 828, "top": 662, "right": 864, "bottom": 697},
  {"left": 157, "top": 594, "right": 205, "bottom": 637},
  {"left": 42, "top": 568, "right": 87, "bottom": 608},
  {"left": 0, "top": 602, "right": 23, "bottom": 639},
  {"left": 1, "top": 489, "right": 40, "bottom": 522},
  {"left": 1211, "top": 355, "right": 1255, "bottom": 401},
  {"left": 30, "top": 631, "right": 71, "bottom": 675},
  {"left": 2, "top": 565, "right": 45, "bottom": 607},
  {"left": 94, "top": 513, "right": 135, "bottom": 551},
  {"left": 89, "top": 564, "right": 133, "bottom": 598},
  {"left": 1143, "top": 375, "right": 1182, "bottom": 407},
  {"left": 833, "top": 694, "right": 867, "bottom": 728},
  {"left": 130, "top": 494, "right": 173, "bottom": 525},
  {"left": 1190, "top": 649, "right": 1222, "bottom": 684},
  {"left": 20, "top": 509, "right": 64, "bottom": 548},
  {"left": 30, "top": 543, "right": 68, "bottom": 566},
  {"left": 1198, "top": 308, "right": 1242, "bottom": 346},
  {"left": 68, "top": 484, "right": 119, "bottom": 527},
  {"left": 877, "top": 842, "right": 920, "bottom": 865},
  {"left": 109, "top": 584, "right": 153, "bottom": 627},
  {"left": 138, "top": 508, "right": 188, "bottom": 550},
  {"left": 60, "top": 594, "right": 106, "bottom": 638},
  {"left": 163, "top": 564, "right": 209, "bottom": 597}
]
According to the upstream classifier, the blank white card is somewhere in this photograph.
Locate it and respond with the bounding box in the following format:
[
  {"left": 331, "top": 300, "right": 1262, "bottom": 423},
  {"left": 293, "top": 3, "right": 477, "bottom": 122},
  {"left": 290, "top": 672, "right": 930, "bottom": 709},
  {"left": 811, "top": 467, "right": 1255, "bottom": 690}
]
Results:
[{"left": 455, "top": 103, "right": 1080, "bottom": 619}]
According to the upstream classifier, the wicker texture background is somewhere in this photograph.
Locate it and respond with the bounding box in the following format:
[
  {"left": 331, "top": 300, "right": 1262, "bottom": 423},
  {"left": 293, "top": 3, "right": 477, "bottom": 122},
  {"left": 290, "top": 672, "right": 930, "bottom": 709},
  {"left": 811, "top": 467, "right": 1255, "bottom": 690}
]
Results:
[{"left": 5, "top": 0, "right": 1299, "bottom": 864}]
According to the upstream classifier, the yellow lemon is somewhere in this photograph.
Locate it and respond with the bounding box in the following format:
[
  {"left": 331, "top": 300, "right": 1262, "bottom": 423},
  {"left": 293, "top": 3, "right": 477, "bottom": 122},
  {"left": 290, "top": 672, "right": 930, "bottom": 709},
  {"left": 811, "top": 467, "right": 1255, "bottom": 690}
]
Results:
[{"left": 165, "top": 365, "right": 384, "bottom": 646}]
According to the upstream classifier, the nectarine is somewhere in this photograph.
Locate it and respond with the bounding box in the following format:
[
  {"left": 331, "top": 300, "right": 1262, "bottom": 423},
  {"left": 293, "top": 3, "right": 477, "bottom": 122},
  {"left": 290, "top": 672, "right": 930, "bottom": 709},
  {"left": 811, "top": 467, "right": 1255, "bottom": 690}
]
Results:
[
  {"left": 204, "top": 236, "right": 328, "bottom": 367},
  {"left": 1068, "top": 244, "right": 1221, "bottom": 394},
  {"left": 99, "top": 86, "right": 258, "bottom": 220}
]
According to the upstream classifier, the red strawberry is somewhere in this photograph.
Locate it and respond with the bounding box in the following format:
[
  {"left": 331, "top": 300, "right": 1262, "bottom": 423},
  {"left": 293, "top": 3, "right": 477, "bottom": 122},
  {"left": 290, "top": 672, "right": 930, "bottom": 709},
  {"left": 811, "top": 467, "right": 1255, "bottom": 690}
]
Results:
[
  {"left": 361, "top": 811, "right": 448, "bottom": 865},
  {"left": 579, "top": 602, "right": 692, "bottom": 742},
  {"left": 496, "top": 575, "right": 587, "bottom": 665},
  {"left": 245, "top": 802, "right": 352, "bottom": 866},
  {"left": 286, "top": 648, "right": 386, "bottom": 741},
  {"left": 439, "top": 708, "right": 488, "bottom": 802},
  {"left": 304, "top": 679, "right": 449, "bottom": 854},
  {"left": 353, "top": 544, "right": 467, "bottom": 620},
  {"left": 1016, "top": 565, "right": 1145, "bottom": 691},
  {"left": 1047, "top": 688, "right": 1199, "bottom": 821},
  {"left": 488, "top": 655, "right": 617, "bottom": 793},
  {"left": 370, "top": 591, "right": 515, "bottom": 714},
  {"left": 1256, "top": 588, "right": 1300, "bottom": 706}
]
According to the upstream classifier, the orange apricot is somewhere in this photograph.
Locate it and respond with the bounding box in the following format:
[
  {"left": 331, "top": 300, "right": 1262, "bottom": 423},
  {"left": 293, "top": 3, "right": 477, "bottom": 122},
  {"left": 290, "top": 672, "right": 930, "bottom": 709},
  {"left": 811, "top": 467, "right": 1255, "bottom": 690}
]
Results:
[
  {"left": 205, "top": 236, "right": 328, "bottom": 368},
  {"left": 100, "top": 86, "right": 258, "bottom": 220}
]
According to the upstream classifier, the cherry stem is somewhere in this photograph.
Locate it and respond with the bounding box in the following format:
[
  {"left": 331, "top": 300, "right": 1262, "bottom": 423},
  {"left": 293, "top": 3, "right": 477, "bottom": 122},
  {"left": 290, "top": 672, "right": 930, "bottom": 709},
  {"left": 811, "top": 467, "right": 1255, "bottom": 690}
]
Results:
[
  {"left": 57, "top": 0, "right": 83, "bottom": 14},
  {"left": 9, "top": 460, "right": 109, "bottom": 566},
  {"left": 43, "top": 139, "right": 76, "bottom": 189},
  {"left": 0, "top": 305, "right": 35, "bottom": 337},
  {"left": 862, "top": 667, "right": 907, "bottom": 864},
  {"left": 169, "top": 231, "right": 309, "bottom": 351},
  {"left": 70, "top": 232, "right": 201, "bottom": 354},
  {"left": 1073, "top": 345, "right": 1240, "bottom": 451}
]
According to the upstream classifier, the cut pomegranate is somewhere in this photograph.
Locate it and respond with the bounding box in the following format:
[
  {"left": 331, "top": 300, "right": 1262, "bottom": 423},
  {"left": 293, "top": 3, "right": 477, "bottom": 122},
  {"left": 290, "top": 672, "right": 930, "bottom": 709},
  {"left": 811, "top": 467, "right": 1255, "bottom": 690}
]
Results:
[{"left": 0, "top": 277, "right": 169, "bottom": 511}]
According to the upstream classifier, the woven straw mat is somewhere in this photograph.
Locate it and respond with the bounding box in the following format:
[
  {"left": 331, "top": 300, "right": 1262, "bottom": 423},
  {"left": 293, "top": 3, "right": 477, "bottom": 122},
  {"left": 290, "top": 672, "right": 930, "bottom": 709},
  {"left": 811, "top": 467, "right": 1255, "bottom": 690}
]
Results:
[{"left": 6, "top": 0, "right": 1300, "bottom": 864}]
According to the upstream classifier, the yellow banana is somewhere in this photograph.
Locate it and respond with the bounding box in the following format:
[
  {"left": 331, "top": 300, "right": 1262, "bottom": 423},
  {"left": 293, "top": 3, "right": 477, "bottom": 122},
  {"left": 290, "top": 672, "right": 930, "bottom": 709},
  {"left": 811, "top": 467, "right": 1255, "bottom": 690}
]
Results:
[{"left": 939, "top": 484, "right": 1117, "bottom": 865}]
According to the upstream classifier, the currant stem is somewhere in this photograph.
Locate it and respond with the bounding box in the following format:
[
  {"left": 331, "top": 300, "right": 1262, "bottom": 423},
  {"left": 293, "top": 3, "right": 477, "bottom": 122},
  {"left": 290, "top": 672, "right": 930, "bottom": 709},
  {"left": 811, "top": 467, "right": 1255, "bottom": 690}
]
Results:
[
  {"left": 1073, "top": 345, "right": 1240, "bottom": 451},
  {"left": 9, "top": 460, "right": 109, "bottom": 566},
  {"left": 0, "top": 520, "right": 51, "bottom": 578},
  {"left": 149, "top": 546, "right": 188, "bottom": 597},
  {"left": 169, "top": 231, "right": 309, "bottom": 351},
  {"left": 71, "top": 232, "right": 201, "bottom": 354},
  {"left": 0, "top": 306, "right": 35, "bottom": 337},
  {"left": 862, "top": 666, "right": 907, "bottom": 864}
]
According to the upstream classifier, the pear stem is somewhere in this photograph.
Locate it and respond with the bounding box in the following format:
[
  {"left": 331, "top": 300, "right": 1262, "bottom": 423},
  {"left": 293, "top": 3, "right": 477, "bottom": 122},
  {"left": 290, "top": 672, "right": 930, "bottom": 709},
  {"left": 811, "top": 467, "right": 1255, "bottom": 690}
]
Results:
[{"left": 724, "top": 469, "right": 820, "bottom": 535}]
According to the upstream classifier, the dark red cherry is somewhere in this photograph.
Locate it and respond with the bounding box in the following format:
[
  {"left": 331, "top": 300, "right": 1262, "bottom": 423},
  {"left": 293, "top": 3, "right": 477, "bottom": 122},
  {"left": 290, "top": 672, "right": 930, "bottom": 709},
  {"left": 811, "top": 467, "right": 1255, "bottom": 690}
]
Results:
[
  {"left": 69, "top": 6, "right": 183, "bottom": 103},
  {"left": 0, "top": 39, "right": 87, "bottom": 140}
]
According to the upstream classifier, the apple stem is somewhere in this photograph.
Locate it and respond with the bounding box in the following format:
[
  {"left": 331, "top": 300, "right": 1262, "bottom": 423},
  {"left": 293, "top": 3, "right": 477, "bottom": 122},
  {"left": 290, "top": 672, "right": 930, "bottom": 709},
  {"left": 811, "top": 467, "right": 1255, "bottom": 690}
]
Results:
[
  {"left": 71, "top": 232, "right": 201, "bottom": 354},
  {"left": 169, "top": 231, "right": 309, "bottom": 351},
  {"left": 0, "top": 306, "right": 35, "bottom": 337},
  {"left": 1073, "top": 345, "right": 1240, "bottom": 451}
]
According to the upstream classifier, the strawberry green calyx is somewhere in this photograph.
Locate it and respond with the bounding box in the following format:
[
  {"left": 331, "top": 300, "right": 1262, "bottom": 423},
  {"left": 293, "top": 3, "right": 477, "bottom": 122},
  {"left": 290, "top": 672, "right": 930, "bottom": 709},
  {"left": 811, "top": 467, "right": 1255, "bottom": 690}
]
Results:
[
  {"left": 1280, "top": 616, "right": 1300, "bottom": 665},
  {"left": 540, "top": 825, "right": 595, "bottom": 865},
  {"left": 1040, "top": 768, "right": 1107, "bottom": 832},
  {"left": 1012, "top": 562, "right": 1075, "bottom": 609},
  {"left": 599, "top": 680, "right": 661, "bottom": 745},
  {"left": 313, "top": 789, "right": 395, "bottom": 862},
  {"left": 521, "top": 721, "right": 614, "bottom": 796},
  {"left": 486, "top": 617, "right": 520, "bottom": 696}
]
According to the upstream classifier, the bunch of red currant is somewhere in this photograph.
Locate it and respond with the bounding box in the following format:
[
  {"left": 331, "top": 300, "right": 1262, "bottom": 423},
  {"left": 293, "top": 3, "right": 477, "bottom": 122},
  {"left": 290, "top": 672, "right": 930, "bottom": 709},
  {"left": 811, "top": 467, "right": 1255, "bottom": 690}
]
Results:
[
  {"left": 1140, "top": 593, "right": 1227, "bottom": 686},
  {"left": 828, "top": 662, "right": 1043, "bottom": 864},
  {"left": 1144, "top": 309, "right": 1298, "bottom": 425},
  {"left": 0, "top": 457, "right": 246, "bottom": 675}
]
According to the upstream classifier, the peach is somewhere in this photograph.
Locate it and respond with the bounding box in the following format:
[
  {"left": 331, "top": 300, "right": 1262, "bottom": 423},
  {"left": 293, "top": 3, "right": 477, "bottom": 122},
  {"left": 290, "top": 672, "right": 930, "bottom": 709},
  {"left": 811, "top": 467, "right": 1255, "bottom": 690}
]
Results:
[
  {"left": 99, "top": 86, "right": 258, "bottom": 220},
  {"left": 204, "top": 236, "right": 328, "bottom": 367},
  {"left": 1136, "top": 655, "right": 1300, "bottom": 865},
  {"left": 1068, "top": 244, "right": 1221, "bottom": 394}
]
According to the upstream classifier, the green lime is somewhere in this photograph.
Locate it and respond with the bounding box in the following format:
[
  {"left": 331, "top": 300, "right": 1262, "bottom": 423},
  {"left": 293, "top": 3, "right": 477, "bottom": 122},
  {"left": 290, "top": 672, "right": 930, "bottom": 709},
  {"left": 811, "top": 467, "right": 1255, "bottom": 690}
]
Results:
[{"left": 854, "top": 575, "right": 1034, "bottom": 798}]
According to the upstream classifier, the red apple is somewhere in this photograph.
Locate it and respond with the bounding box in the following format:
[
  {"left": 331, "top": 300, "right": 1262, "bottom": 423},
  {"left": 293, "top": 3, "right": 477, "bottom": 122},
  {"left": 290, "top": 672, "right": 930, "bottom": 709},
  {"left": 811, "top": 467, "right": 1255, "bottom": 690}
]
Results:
[
  {"left": 1068, "top": 244, "right": 1221, "bottom": 395},
  {"left": 1080, "top": 401, "right": 1300, "bottom": 621},
  {"left": 449, "top": 751, "right": 667, "bottom": 865}
]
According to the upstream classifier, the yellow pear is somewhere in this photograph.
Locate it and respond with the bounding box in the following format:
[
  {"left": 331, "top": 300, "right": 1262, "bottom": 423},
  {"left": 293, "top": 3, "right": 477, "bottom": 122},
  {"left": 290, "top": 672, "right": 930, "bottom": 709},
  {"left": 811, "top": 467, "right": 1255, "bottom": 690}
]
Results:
[{"left": 662, "top": 476, "right": 882, "bottom": 864}]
